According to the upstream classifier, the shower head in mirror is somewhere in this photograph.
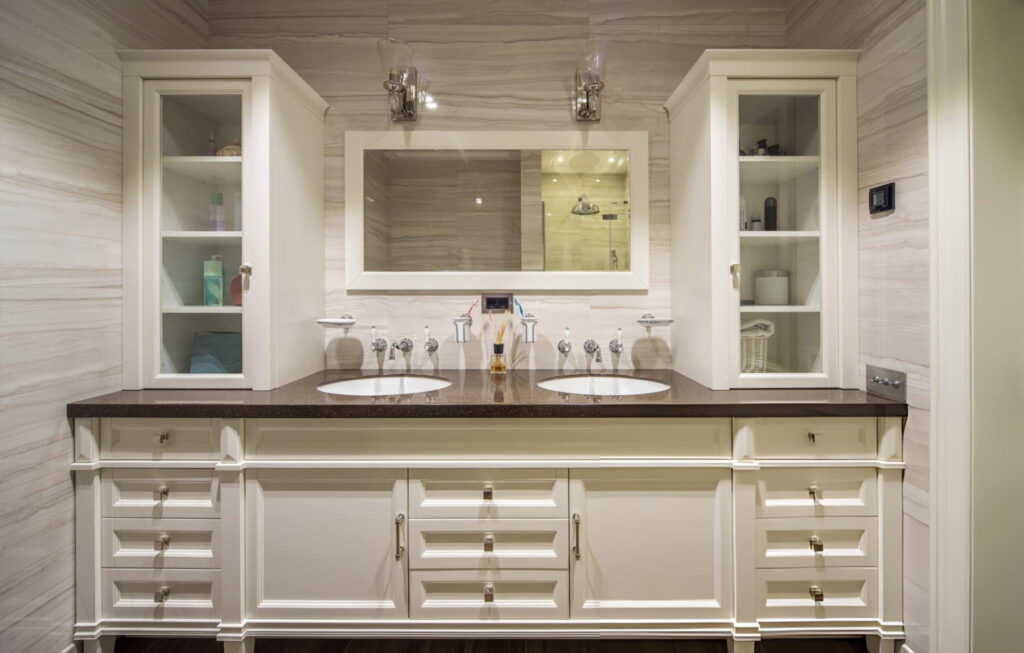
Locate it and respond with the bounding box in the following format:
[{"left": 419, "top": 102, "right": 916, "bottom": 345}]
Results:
[{"left": 571, "top": 193, "right": 601, "bottom": 215}]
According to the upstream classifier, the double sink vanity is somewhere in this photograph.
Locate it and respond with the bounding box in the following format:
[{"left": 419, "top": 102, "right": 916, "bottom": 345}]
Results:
[{"left": 69, "top": 370, "right": 907, "bottom": 653}]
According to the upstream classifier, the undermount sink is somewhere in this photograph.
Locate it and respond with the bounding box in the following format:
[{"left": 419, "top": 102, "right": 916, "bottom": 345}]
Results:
[
  {"left": 536, "top": 375, "right": 671, "bottom": 397},
  {"left": 317, "top": 375, "right": 451, "bottom": 397}
]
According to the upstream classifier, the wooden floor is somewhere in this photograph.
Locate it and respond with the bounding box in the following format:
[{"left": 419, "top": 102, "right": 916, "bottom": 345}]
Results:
[{"left": 113, "top": 637, "right": 869, "bottom": 653}]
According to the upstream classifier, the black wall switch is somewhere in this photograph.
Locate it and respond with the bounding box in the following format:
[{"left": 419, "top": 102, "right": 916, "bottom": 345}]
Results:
[{"left": 869, "top": 182, "right": 895, "bottom": 214}]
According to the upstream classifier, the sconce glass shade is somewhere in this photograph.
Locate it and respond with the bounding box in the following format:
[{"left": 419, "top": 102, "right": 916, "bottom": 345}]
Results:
[
  {"left": 377, "top": 38, "right": 420, "bottom": 121},
  {"left": 576, "top": 36, "right": 607, "bottom": 83},
  {"left": 378, "top": 38, "right": 415, "bottom": 85},
  {"left": 574, "top": 36, "right": 606, "bottom": 121}
]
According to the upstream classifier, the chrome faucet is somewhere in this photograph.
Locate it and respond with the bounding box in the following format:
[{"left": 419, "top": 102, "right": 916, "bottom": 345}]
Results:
[
  {"left": 583, "top": 339, "right": 602, "bottom": 363},
  {"left": 370, "top": 327, "right": 387, "bottom": 353},
  {"left": 608, "top": 328, "right": 624, "bottom": 355},
  {"left": 558, "top": 327, "right": 572, "bottom": 354},
  {"left": 390, "top": 337, "right": 413, "bottom": 360}
]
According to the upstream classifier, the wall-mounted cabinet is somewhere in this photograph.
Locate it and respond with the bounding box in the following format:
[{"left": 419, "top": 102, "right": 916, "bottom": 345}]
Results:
[
  {"left": 120, "top": 51, "right": 328, "bottom": 389},
  {"left": 666, "top": 50, "right": 859, "bottom": 389}
]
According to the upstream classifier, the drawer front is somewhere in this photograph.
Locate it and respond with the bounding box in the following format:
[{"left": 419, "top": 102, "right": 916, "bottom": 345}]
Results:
[
  {"left": 102, "top": 470, "right": 220, "bottom": 518},
  {"left": 101, "top": 568, "right": 220, "bottom": 620},
  {"left": 411, "top": 469, "right": 568, "bottom": 519},
  {"left": 410, "top": 570, "right": 568, "bottom": 620},
  {"left": 101, "top": 418, "right": 220, "bottom": 460},
  {"left": 755, "top": 567, "right": 877, "bottom": 620},
  {"left": 736, "top": 418, "right": 877, "bottom": 460},
  {"left": 756, "top": 517, "right": 877, "bottom": 568},
  {"left": 754, "top": 468, "right": 877, "bottom": 518},
  {"left": 102, "top": 518, "right": 220, "bottom": 569},
  {"left": 410, "top": 519, "right": 568, "bottom": 570}
]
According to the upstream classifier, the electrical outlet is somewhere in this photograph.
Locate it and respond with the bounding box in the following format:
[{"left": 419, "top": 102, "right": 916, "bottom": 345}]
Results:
[{"left": 480, "top": 293, "right": 514, "bottom": 314}]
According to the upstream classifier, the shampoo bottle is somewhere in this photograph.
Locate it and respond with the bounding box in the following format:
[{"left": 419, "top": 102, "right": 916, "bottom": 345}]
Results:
[
  {"left": 204, "top": 255, "right": 224, "bottom": 306},
  {"left": 209, "top": 192, "right": 225, "bottom": 231}
]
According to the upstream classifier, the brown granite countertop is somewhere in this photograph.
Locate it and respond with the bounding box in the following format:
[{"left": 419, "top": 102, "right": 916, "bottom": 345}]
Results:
[{"left": 67, "top": 369, "right": 907, "bottom": 419}]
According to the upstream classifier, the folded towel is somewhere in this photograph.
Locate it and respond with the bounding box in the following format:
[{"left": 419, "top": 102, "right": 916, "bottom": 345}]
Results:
[{"left": 740, "top": 319, "right": 775, "bottom": 338}]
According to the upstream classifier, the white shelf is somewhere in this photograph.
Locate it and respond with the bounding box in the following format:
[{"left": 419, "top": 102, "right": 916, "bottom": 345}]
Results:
[
  {"left": 163, "top": 156, "right": 241, "bottom": 185},
  {"left": 162, "top": 306, "right": 242, "bottom": 314},
  {"left": 740, "top": 305, "right": 820, "bottom": 313},
  {"left": 740, "top": 231, "right": 820, "bottom": 247},
  {"left": 739, "top": 156, "right": 819, "bottom": 184},
  {"left": 163, "top": 230, "right": 242, "bottom": 246}
]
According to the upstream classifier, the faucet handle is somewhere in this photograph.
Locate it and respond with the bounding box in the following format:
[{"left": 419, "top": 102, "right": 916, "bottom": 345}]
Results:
[
  {"left": 424, "top": 326, "right": 439, "bottom": 353},
  {"left": 609, "top": 328, "right": 624, "bottom": 354},
  {"left": 558, "top": 327, "right": 571, "bottom": 354},
  {"left": 369, "top": 326, "right": 388, "bottom": 352}
]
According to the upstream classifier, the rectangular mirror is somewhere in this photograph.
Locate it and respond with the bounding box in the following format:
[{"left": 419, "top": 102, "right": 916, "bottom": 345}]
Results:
[{"left": 346, "top": 131, "right": 648, "bottom": 290}]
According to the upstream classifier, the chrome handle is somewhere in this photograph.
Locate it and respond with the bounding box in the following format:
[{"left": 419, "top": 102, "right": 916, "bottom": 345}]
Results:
[
  {"left": 395, "top": 514, "right": 405, "bottom": 560},
  {"left": 156, "top": 430, "right": 170, "bottom": 444},
  {"left": 730, "top": 262, "right": 742, "bottom": 289},
  {"left": 157, "top": 585, "right": 170, "bottom": 602},
  {"left": 158, "top": 534, "right": 171, "bottom": 550},
  {"left": 483, "top": 485, "right": 494, "bottom": 500},
  {"left": 572, "top": 513, "right": 581, "bottom": 560},
  {"left": 807, "top": 432, "right": 817, "bottom": 444},
  {"left": 483, "top": 535, "right": 495, "bottom": 552},
  {"left": 808, "top": 484, "right": 820, "bottom": 500},
  {"left": 809, "top": 585, "right": 824, "bottom": 602},
  {"left": 484, "top": 583, "right": 495, "bottom": 603},
  {"left": 809, "top": 535, "right": 824, "bottom": 553},
  {"left": 157, "top": 485, "right": 169, "bottom": 500},
  {"left": 238, "top": 264, "right": 252, "bottom": 275}
]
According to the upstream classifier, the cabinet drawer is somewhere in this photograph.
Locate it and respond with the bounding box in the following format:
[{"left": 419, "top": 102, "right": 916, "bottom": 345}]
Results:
[
  {"left": 756, "top": 517, "right": 877, "bottom": 568},
  {"left": 101, "top": 568, "right": 220, "bottom": 620},
  {"left": 736, "top": 418, "right": 877, "bottom": 460},
  {"left": 410, "top": 519, "right": 568, "bottom": 570},
  {"left": 102, "top": 469, "right": 220, "bottom": 518},
  {"left": 410, "top": 469, "right": 568, "bottom": 519},
  {"left": 102, "top": 518, "right": 220, "bottom": 569},
  {"left": 755, "top": 567, "right": 877, "bottom": 620},
  {"left": 754, "top": 468, "right": 877, "bottom": 518},
  {"left": 410, "top": 570, "right": 568, "bottom": 620},
  {"left": 101, "top": 418, "right": 220, "bottom": 460}
]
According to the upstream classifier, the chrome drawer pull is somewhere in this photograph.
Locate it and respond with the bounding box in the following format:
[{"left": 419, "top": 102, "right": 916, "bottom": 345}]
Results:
[
  {"left": 483, "top": 485, "right": 494, "bottom": 500},
  {"left": 156, "top": 485, "right": 169, "bottom": 500},
  {"left": 809, "top": 535, "right": 824, "bottom": 553},
  {"left": 808, "top": 484, "right": 820, "bottom": 501},
  {"left": 572, "top": 513, "right": 581, "bottom": 560},
  {"left": 156, "top": 430, "right": 170, "bottom": 444},
  {"left": 807, "top": 432, "right": 818, "bottom": 444},
  {"left": 809, "top": 585, "right": 824, "bottom": 602},
  {"left": 395, "top": 514, "right": 405, "bottom": 560},
  {"left": 157, "top": 586, "right": 170, "bottom": 603},
  {"left": 483, "top": 583, "right": 495, "bottom": 603},
  {"left": 158, "top": 534, "right": 171, "bottom": 550},
  {"left": 483, "top": 535, "right": 494, "bottom": 552}
]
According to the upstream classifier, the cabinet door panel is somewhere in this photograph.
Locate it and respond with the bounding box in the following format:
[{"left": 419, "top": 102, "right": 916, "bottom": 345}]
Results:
[
  {"left": 246, "top": 469, "right": 407, "bottom": 619},
  {"left": 569, "top": 468, "right": 732, "bottom": 620}
]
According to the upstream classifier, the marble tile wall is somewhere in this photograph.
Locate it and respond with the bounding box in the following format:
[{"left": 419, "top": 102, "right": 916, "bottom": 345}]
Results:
[
  {"left": 786, "top": 1, "right": 930, "bottom": 651},
  {"left": 208, "top": 0, "right": 790, "bottom": 372},
  {"left": 0, "top": 1, "right": 208, "bottom": 651}
]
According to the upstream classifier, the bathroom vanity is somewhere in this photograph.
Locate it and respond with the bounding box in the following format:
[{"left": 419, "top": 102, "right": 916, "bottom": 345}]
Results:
[{"left": 68, "top": 370, "right": 906, "bottom": 653}]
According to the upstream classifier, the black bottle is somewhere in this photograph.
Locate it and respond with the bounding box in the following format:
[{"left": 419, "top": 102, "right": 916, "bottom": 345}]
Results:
[{"left": 764, "top": 197, "right": 778, "bottom": 231}]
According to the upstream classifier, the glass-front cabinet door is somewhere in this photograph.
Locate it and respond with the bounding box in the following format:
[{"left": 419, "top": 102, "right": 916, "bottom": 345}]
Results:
[
  {"left": 727, "top": 79, "right": 837, "bottom": 387},
  {"left": 142, "top": 80, "right": 251, "bottom": 387}
]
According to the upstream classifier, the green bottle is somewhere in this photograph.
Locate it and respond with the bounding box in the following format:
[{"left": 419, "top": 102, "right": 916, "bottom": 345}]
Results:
[{"left": 204, "top": 254, "right": 224, "bottom": 306}]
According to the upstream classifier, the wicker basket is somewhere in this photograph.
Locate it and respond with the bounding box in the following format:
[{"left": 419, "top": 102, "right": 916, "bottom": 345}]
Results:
[{"left": 740, "top": 319, "right": 775, "bottom": 373}]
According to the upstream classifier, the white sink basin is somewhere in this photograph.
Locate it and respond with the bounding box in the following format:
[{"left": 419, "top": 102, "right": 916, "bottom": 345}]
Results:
[
  {"left": 317, "top": 376, "right": 451, "bottom": 397},
  {"left": 537, "top": 375, "right": 671, "bottom": 397}
]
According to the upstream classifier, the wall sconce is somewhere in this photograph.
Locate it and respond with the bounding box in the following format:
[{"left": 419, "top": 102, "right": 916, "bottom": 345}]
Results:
[
  {"left": 378, "top": 38, "right": 420, "bottom": 121},
  {"left": 574, "top": 36, "right": 606, "bottom": 121}
]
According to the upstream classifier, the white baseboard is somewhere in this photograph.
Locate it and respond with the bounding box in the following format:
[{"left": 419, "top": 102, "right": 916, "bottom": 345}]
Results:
[
  {"left": 60, "top": 644, "right": 78, "bottom": 653},
  {"left": 900, "top": 644, "right": 917, "bottom": 653}
]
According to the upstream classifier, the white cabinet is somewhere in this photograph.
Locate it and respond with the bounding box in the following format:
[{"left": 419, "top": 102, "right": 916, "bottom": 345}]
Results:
[
  {"left": 568, "top": 468, "right": 732, "bottom": 620},
  {"left": 665, "top": 50, "right": 859, "bottom": 388},
  {"left": 120, "top": 50, "right": 328, "bottom": 390},
  {"left": 245, "top": 469, "right": 408, "bottom": 620}
]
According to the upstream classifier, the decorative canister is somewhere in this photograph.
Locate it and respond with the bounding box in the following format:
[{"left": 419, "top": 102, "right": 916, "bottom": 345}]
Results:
[{"left": 753, "top": 269, "right": 790, "bottom": 305}]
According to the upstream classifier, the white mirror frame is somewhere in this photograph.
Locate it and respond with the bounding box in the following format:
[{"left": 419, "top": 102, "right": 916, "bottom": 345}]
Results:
[{"left": 344, "top": 130, "right": 649, "bottom": 291}]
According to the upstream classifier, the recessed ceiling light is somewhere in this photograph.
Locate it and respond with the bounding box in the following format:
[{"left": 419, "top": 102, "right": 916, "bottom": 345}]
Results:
[
  {"left": 475, "top": 197, "right": 482, "bottom": 204},
  {"left": 608, "top": 156, "right": 615, "bottom": 162},
  {"left": 595, "top": 178, "right": 601, "bottom": 182},
  {"left": 552, "top": 178, "right": 558, "bottom": 182},
  {"left": 557, "top": 156, "right": 564, "bottom": 162}
]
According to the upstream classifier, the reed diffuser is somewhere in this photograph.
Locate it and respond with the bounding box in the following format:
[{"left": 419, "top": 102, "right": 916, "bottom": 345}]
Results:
[{"left": 488, "top": 310, "right": 510, "bottom": 375}]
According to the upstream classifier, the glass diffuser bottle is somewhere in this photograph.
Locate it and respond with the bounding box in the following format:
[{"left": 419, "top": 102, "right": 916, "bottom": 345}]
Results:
[
  {"left": 489, "top": 311, "right": 510, "bottom": 375},
  {"left": 490, "top": 343, "right": 507, "bottom": 375}
]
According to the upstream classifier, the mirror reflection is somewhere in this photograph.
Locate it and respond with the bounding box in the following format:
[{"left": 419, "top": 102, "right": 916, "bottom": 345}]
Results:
[{"left": 363, "top": 149, "right": 630, "bottom": 272}]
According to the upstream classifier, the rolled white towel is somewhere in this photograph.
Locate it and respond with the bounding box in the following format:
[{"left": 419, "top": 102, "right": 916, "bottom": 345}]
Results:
[{"left": 740, "top": 319, "right": 775, "bottom": 338}]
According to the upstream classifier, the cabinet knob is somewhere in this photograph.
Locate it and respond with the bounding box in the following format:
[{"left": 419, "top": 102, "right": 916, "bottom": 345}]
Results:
[
  {"left": 483, "top": 583, "right": 495, "bottom": 603},
  {"left": 809, "top": 585, "right": 824, "bottom": 602},
  {"left": 729, "top": 262, "right": 742, "bottom": 289},
  {"left": 238, "top": 264, "right": 252, "bottom": 275},
  {"left": 808, "top": 484, "right": 820, "bottom": 500},
  {"left": 157, "top": 430, "right": 170, "bottom": 444},
  {"left": 807, "top": 432, "right": 818, "bottom": 444},
  {"left": 809, "top": 535, "right": 824, "bottom": 553},
  {"left": 158, "top": 534, "right": 171, "bottom": 550},
  {"left": 157, "top": 586, "right": 170, "bottom": 603},
  {"left": 482, "top": 485, "right": 494, "bottom": 500},
  {"left": 483, "top": 535, "right": 495, "bottom": 552},
  {"left": 156, "top": 485, "right": 169, "bottom": 500}
]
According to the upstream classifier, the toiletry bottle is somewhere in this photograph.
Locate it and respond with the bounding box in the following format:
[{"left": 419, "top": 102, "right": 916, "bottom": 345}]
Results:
[
  {"left": 739, "top": 195, "right": 748, "bottom": 230},
  {"left": 204, "top": 255, "right": 224, "bottom": 307},
  {"left": 209, "top": 192, "right": 225, "bottom": 231},
  {"left": 751, "top": 214, "right": 763, "bottom": 231},
  {"left": 490, "top": 344, "right": 507, "bottom": 375},
  {"left": 204, "top": 133, "right": 217, "bottom": 156},
  {"left": 764, "top": 197, "right": 777, "bottom": 231}
]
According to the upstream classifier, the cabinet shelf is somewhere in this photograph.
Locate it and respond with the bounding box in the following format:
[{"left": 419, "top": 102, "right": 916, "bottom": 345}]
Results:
[
  {"left": 739, "top": 156, "right": 819, "bottom": 184},
  {"left": 163, "top": 156, "right": 241, "bottom": 185},
  {"left": 162, "top": 230, "right": 242, "bottom": 245},
  {"left": 162, "top": 306, "right": 242, "bottom": 314},
  {"left": 740, "top": 231, "right": 820, "bottom": 247},
  {"left": 740, "top": 305, "right": 820, "bottom": 313}
]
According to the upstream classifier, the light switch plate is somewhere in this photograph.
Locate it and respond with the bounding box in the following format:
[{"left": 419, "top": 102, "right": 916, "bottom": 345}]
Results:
[{"left": 866, "top": 364, "right": 907, "bottom": 402}]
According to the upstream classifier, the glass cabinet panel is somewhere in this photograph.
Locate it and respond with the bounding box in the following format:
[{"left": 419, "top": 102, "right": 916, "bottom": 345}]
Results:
[
  {"left": 737, "top": 93, "right": 824, "bottom": 376},
  {"left": 157, "top": 92, "right": 243, "bottom": 377}
]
